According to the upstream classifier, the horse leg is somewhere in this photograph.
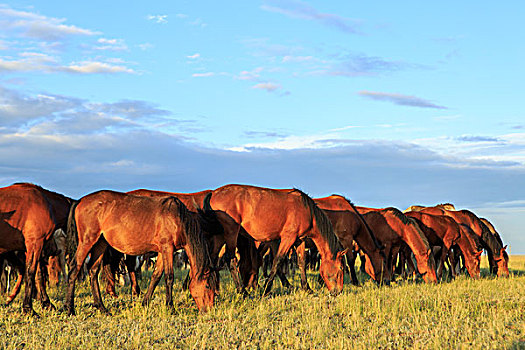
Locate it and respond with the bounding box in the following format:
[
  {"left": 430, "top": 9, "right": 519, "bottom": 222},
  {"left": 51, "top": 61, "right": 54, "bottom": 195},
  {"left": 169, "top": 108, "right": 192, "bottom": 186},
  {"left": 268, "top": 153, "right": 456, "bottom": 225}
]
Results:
[
  {"left": 35, "top": 260, "right": 55, "bottom": 310},
  {"left": 22, "top": 241, "right": 46, "bottom": 316},
  {"left": 270, "top": 242, "right": 291, "bottom": 289},
  {"left": 66, "top": 237, "right": 99, "bottom": 316},
  {"left": 162, "top": 247, "right": 175, "bottom": 308},
  {"left": 102, "top": 251, "right": 118, "bottom": 297},
  {"left": 142, "top": 254, "right": 164, "bottom": 306},
  {"left": 346, "top": 250, "right": 360, "bottom": 286},
  {"left": 296, "top": 241, "right": 312, "bottom": 292},
  {"left": 125, "top": 256, "right": 140, "bottom": 297},
  {"left": 87, "top": 240, "right": 109, "bottom": 314},
  {"left": 262, "top": 238, "right": 295, "bottom": 296},
  {"left": 5, "top": 253, "right": 24, "bottom": 305}
]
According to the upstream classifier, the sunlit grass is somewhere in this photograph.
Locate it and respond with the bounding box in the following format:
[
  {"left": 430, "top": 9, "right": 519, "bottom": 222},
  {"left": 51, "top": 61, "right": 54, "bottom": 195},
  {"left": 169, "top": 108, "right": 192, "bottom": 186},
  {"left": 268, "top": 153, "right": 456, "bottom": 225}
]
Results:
[{"left": 1, "top": 256, "right": 524, "bottom": 349}]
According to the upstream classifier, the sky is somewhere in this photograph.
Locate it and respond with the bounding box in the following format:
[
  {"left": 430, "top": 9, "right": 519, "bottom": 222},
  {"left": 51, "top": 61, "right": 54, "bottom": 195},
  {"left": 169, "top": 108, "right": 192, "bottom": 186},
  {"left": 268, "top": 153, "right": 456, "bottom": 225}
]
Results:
[{"left": 0, "top": 1, "right": 524, "bottom": 253}]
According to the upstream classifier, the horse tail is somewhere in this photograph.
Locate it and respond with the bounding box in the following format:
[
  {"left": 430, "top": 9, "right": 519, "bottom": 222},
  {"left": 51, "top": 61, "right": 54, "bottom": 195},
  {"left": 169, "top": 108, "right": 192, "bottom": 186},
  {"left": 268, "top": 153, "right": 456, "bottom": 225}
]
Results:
[
  {"left": 65, "top": 200, "right": 79, "bottom": 263},
  {"left": 293, "top": 189, "right": 342, "bottom": 256},
  {"left": 336, "top": 195, "right": 384, "bottom": 251},
  {"left": 199, "top": 192, "right": 224, "bottom": 239}
]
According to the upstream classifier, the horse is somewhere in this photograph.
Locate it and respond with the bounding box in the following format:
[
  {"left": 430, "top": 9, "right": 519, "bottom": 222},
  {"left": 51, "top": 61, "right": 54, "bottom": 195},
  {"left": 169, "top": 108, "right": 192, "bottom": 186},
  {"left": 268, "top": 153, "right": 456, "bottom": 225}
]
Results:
[
  {"left": 420, "top": 207, "right": 509, "bottom": 277},
  {"left": 479, "top": 218, "right": 509, "bottom": 275},
  {"left": 404, "top": 211, "right": 482, "bottom": 279},
  {"left": 207, "top": 184, "right": 346, "bottom": 296},
  {"left": 65, "top": 190, "right": 217, "bottom": 315},
  {"left": 129, "top": 189, "right": 247, "bottom": 295},
  {"left": 1, "top": 184, "right": 74, "bottom": 311},
  {"left": 0, "top": 183, "right": 60, "bottom": 314},
  {"left": 356, "top": 207, "right": 438, "bottom": 283},
  {"left": 314, "top": 195, "right": 387, "bottom": 286}
]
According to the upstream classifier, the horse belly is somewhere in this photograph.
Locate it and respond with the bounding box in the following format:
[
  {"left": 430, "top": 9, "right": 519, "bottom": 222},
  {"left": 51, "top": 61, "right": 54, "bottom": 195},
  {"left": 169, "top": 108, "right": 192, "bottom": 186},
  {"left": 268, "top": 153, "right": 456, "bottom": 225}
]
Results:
[{"left": 102, "top": 230, "right": 159, "bottom": 256}]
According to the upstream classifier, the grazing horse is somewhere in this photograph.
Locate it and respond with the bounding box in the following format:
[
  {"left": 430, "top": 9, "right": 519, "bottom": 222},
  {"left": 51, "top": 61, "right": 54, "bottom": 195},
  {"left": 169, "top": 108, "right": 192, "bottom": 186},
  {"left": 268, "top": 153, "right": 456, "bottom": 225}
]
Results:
[
  {"left": 420, "top": 207, "right": 509, "bottom": 277},
  {"left": 207, "top": 184, "right": 346, "bottom": 296},
  {"left": 65, "top": 190, "right": 217, "bottom": 315},
  {"left": 356, "top": 207, "right": 438, "bottom": 283},
  {"left": 404, "top": 211, "right": 482, "bottom": 279},
  {"left": 129, "top": 189, "right": 247, "bottom": 295},
  {"left": 0, "top": 183, "right": 58, "bottom": 314},
  {"left": 479, "top": 218, "right": 509, "bottom": 275},
  {"left": 2, "top": 184, "right": 74, "bottom": 310},
  {"left": 314, "top": 195, "right": 387, "bottom": 285}
]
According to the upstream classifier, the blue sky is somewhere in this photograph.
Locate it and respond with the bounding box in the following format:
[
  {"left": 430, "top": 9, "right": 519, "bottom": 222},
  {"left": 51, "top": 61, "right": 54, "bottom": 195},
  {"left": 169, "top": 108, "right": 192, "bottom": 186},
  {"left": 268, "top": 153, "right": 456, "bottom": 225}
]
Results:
[{"left": 1, "top": 1, "right": 524, "bottom": 253}]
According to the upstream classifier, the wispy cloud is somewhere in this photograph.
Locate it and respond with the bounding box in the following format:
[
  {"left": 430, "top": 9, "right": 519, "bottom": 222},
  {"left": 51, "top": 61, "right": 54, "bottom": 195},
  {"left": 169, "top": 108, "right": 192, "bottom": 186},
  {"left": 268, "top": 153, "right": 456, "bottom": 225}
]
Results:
[
  {"left": 187, "top": 53, "right": 200, "bottom": 59},
  {"left": 0, "top": 54, "right": 134, "bottom": 74},
  {"left": 252, "top": 82, "right": 281, "bottom": 92},
  {"left": 0, "top": 5, "right": 99, "bottom": 40},
  {"left": 358, "top": 91, "right": 448, "bottom": 109},
  {"left": 94, "top": 38, "right": 128, "bottom": 51},
  {"left": 147, "top": 15, "right": 168, "bottom": 24},
  {"left": 261, "top": 0, "right": 361, "bottom": 34},
  {"left": 456, "top": 135, "right": 500, "bottom": 142},
  {"left": 192, "top": 72, "right": 215, "bottom": 78}
]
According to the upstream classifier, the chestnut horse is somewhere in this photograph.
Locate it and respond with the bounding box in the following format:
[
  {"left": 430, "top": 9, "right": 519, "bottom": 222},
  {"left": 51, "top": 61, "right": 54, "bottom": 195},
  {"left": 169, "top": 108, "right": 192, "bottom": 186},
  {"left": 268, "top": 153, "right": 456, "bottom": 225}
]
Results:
[
  {"left": 2, "top": 184, "right": 74, "bottom": 310},
  {"left": 129, "top": 189, "right": 247, "bottom": 295},
  {"left": 65, "top": 190, "right": 217, "bottom": 315},
  {"left": 0, "top": 183, "right": 58, "bottom": 314},
  {"left": 314, "top": 195, "right": 387, "bottom": 286},
  {"left": 207, "top": 184, "right": 346, "bottom": 296},
  {"left": 404, "top": 211, "right": 482, "bottom": 279},
  {"left": 420, "top": 207, "right": 509, "bottom": 277},
  {"left": 357, "top": 207, "right": 438, "bottom": 283},
  {"left": 480, "top": 218, "right": 509, "bottom": 275}
]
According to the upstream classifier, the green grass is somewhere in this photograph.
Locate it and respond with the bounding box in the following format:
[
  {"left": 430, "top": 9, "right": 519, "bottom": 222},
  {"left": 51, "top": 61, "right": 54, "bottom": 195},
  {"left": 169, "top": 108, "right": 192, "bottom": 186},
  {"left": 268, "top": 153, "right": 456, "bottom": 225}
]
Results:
[{"left": 1, "top": 256, "right": 524, "bottom": 349}]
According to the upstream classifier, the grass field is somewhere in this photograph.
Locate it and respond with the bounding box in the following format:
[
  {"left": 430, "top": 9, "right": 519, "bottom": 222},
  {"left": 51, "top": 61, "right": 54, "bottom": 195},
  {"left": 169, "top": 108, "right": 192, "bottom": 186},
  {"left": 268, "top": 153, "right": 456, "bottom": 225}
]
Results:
[{"left": 1, "top": 256, "right": 524, "bottom": 349}]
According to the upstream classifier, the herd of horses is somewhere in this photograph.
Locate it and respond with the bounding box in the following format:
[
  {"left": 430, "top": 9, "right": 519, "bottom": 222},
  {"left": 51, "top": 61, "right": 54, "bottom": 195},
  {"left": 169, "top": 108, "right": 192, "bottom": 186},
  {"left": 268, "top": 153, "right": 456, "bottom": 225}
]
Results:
[{"left": 0, "top": 182, "right": 510, "bottom": 316}]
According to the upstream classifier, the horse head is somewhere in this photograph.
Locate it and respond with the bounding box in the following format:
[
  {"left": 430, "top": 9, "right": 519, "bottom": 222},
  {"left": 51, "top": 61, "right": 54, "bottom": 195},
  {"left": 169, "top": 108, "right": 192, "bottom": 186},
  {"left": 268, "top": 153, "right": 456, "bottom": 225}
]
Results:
[
  {"left": 320, "top": 249, "right": 347, "bottom": 296},
  {"left": 495, "top": 245, "right": 510, "bottom": 278},
  {"left": 188, "top": 268, "right": 218, "bottom": 312},
  {"left": 364, "top": 250, "right": 391, "bottom": 285}
]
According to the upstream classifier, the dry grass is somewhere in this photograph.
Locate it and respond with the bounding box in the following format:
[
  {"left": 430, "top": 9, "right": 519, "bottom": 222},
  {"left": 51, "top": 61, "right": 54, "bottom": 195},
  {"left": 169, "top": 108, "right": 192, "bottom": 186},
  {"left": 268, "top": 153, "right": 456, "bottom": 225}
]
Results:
[{"left": 1, "top": 256, "right": 524, "bottom": 349}]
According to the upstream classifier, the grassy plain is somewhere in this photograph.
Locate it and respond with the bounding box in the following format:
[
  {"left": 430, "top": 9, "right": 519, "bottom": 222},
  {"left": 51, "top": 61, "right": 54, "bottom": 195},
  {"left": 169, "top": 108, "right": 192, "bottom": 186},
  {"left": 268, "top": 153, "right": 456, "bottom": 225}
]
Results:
[{"left": 0, "top": 256, "right": 524, "bottom": 349}]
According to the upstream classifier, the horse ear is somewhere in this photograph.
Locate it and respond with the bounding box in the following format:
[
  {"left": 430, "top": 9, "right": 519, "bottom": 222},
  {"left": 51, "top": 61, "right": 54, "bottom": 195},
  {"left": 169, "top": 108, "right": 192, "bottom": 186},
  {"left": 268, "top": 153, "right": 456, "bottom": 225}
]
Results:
[
  {"left": 475, "top": 250, "right": 483, "bottom": 258},
  {"left": 337, "top": 249, "right": 348, "bottom": 258},
  {"left": 427, "top": 248, "right": 432, "bottom": 257},
  {"left": 503, "top": 245, "right": 508, "bottom": 251}
]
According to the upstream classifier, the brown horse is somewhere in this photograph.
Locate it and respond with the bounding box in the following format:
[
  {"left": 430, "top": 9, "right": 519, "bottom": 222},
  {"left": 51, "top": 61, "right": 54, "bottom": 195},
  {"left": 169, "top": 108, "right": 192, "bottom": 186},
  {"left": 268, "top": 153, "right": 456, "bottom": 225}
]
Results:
[
  {"left": 65, "top": 190, "right": 217, "bottom": 315},
  {"left": 129, "top": 189, "right": 247, "bottom": 295},
  {"left": 207, "top": 184, "right": 346, "bottom": 296},
  {"left": 2, "top": 184, "right": 74, "bottom": 310},
  {"left": 357, "top": 207, "right": 438, "bottom": 283},
  {"left": 404, "top": 211, "right": 482, "bottom": 279},
  {"left": 0, "top": 183, "right": 59, "bottom": 314},
  {"left": 420, "top": 207, "right": 509, "bottom": 277},
  {"left": 314, "top": 195, "right": 387, "bottom": 286},
  {"left": 479, "top": 218, "right": 509, "bottom": 275}
]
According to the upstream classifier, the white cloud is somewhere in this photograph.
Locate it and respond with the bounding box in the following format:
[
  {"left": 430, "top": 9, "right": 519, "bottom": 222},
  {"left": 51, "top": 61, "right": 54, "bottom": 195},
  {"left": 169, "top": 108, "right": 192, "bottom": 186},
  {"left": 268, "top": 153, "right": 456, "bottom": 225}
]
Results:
[
  {"left": 94, "top": 38, "right": 128, "bottom": 51},
  {"left": 187, "top": 53, "right": 200, "bottom": 59},
  {"left": 192, "top": 72, "right": 215, "bottom": 78},
  {"left": 0, "top": 6, "right": 99, "bottom": 40},
  {"left": 147, "top": 15, "right": 168, "bottom": 24},
  {"left": 252, "top": 82, "right": 281, "bottom": 92}
]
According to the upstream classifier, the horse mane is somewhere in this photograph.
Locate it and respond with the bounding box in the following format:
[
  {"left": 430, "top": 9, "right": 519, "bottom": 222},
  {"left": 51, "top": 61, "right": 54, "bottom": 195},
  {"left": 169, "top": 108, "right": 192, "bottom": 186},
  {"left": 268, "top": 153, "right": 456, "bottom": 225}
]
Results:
[
  {"left": 291, "top": 188, "right": 342, "bottom": 257},
  {"left": 436, "top": 203, "right": 456, "bottom": 210},
  {"left": 329, "top": 194, "right": 384, "bottom": 251},
  {"left": 383, "top": 207, "right": 432, "bottom": 253},
  {"left": 382, "top": 207, "right": 411, "bottom": 225},
  {"left": 460, "top": 210, "right": 504, "bottom": 257},
  {"left": 162, "top": 196, "right": 215, "bottom": 284}
]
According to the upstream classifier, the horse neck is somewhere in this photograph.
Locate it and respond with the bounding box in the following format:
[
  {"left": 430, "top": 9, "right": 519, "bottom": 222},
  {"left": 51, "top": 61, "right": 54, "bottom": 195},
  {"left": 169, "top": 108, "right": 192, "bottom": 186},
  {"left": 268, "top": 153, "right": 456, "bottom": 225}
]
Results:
[
  {"left": 354, "top": 221, "right": 380, "bottom": 256},
  {"left": 457, "top": 226, "right": 479, "bottom": 256},
  {"left": 394, "top": 217, "right": 429, "bottom": 258},
  {"left": 309, "top": 233, "right": 336, "bottom": 262}
]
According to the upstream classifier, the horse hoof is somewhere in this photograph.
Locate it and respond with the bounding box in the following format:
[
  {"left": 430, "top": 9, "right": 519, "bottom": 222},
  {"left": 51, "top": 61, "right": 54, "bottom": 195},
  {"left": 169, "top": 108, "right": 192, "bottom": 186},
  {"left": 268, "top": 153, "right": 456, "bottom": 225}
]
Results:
[{"left": 23, "top": 308, "right": 40, "bottom": 318}]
